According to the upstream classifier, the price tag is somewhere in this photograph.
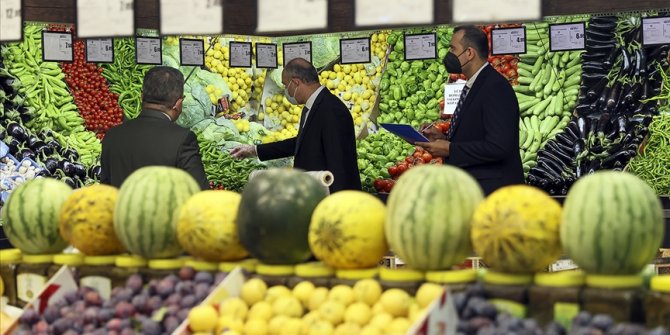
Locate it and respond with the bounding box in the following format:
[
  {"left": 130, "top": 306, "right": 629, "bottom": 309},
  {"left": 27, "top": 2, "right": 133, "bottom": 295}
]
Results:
[
  {"left": 256, "top": 43, "right": 278, "bottom": 69},
  {"left": 76, "top": 0, "right": 134, "bottom": 38},
  {"left": 355, "top": 0, "right": 432, "bottom": 27},
  {"left": 642, "top": 16, "right": 670, "bottom": 46},
  {"left": 42, "top": 31, "right": 74, "bottom": 62},
  {"left": 491, "top": 27, "right": 527, "bottom": 55},
  {"left": 85, "top": 38, "right": 114, "bottom": 63},
  {"left": 0, "top": 0, "right": 23, "bottom": 42},
  {"left": 340, "top": 37, "right": 371, "bottom": 64},
  {"left": 229, "top": 41, "right": 252, "bottom": 68},
  {"left": 404, "top": 33, "right": 437, "bottom": 60},
  {"left": 453, "top": 0, "right": 540, "bottom": 23},
  {"left": 443, "top": 81, "right": 467, "bottom": 116},
  {"left": 283, "top": 42, "right": 312, "bottom": 66},
  {"left": 549, "top": 23, "right": 585, "bottom": 52},
  {"left": 257, "top": 0, "right": 327, "bottom": 33},
  {"left": 135, "top": 37, "right": 162, "bottom": 65},
  {"left": 180, "top": 38, "right": 205, "bottom": 66},
  {"left": 160, "top": 0, "right": 223, "bottom": 35}
]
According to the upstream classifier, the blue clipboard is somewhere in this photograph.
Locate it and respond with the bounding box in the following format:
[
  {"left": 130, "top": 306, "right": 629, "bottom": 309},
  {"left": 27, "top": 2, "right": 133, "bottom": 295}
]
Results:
[{"left": 380, "top": 123, "right": 430, "bottom": 144}]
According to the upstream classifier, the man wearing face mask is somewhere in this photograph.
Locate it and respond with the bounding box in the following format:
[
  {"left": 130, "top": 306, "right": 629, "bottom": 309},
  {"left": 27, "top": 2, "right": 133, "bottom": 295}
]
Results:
[
  {"left": 100, "top": 66, "right": 209, "bottom": 189},
  {"left": 418, "top": 25, "right": 524, "bottom": 195},
  {"left": 231, "top": 58, "right": 361, "bottom": 193}
]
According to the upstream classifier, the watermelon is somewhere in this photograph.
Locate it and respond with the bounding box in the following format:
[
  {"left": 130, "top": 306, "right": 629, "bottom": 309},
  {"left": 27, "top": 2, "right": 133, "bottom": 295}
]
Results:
[
  {"left": 1, "top": 178, "right": 72, "bottom": 254},
  {"left": 177, "top": 190, "right": 249, "bottom": 262},
  {"left": 309, "top": 191, "right": 387, "bottom": 269},
  {"left": 114, "top": 166, "right": 201, "bottom": 259},
  {"left": 471, "top": 185, "right": 562, "bottom": 273},
  {"left": 561, "top": 171, "right": 664, "bottom": 275},
  {"left": 385, "top": 165, "right": 484, "bottom": 271},
  {"left": 237, "top": 169, "right": 327, "bottom": 264}
]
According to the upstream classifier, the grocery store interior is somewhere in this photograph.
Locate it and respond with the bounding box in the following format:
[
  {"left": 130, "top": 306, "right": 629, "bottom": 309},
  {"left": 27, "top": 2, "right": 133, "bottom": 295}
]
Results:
[{"left": 1, "top": 0, "right": 670, "bottom": 334}]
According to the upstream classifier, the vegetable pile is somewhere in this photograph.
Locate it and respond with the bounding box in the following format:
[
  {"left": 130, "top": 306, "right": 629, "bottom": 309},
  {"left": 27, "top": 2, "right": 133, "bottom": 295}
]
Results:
[
  {"left": 482, "top": 24, "right": 520, "bottom": 84},
  {"left": 356, "top": 129, "right": 414, "bottom": 192}
]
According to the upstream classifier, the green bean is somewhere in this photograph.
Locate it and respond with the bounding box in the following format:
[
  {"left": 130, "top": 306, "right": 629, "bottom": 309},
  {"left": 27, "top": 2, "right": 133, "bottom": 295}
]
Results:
[{"left": 627, "top": 112, "right": 670, "bottom": 195}]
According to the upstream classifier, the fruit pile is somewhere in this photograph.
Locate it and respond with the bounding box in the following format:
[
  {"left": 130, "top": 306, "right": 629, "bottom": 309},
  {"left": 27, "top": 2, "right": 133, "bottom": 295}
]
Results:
[
  {"left": 261, "top": 93, "right": 301, "bottom": 140},
  {"left": 13, "top": 268, "right": 225, "bottom": 335},
  {"left": 186, "top": 278, "right": 446, "bottom": 335},
  {"left": 205, "top": 41, "right": 254, "bottom": 112}
]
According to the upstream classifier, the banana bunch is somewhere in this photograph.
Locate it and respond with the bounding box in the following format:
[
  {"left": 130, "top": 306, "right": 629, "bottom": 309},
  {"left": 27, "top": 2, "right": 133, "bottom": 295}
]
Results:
[
  {"left": 2, "top": 25, "right": 85, "bottom": 136},
  {"left": 205, "top": 41, "right": 254, "bottom": 111}
]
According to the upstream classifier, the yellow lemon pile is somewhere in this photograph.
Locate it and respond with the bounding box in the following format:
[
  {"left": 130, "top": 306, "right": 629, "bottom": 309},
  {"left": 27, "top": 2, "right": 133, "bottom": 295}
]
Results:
[{"left": 206, "top": 41, "right": 254, "bottom": 111}]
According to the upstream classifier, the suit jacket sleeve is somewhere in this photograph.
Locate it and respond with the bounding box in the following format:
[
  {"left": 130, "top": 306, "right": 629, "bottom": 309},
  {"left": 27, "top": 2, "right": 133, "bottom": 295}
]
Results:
[
  {"left": 322, "top": 107, "right": 358, "bottom": 192},
  {"left": 100, "top": 135, "right": 112, "bottom": 185},
  {"left": 449, "top": 81, "right": 519, "bottom": 168},
  {"left": 256, "top": 138, "right": 297, "bottom": 161},
  {"left": 177, "top": 131, "right": 209, "bottom": 190}
]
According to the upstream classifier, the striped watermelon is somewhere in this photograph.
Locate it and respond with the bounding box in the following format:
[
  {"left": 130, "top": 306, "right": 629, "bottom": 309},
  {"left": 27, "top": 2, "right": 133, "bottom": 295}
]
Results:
[
  {"left": 561, "top": 171, "right": 664, "bottom": 275},
  {"left": 385, "top": 165, "right": 484, "bottom": 271},
  {"left": 1, "top": 178, "right": 72, "bottom": 254},
  {"left": 114, "top": 166, "right": 201, "bottom": 259}
]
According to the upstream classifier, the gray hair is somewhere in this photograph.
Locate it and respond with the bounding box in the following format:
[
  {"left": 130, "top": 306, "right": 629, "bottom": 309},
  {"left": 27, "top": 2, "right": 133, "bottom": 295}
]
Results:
[{"left": 142, "top": 66, "right": 184, "bottom": 107}]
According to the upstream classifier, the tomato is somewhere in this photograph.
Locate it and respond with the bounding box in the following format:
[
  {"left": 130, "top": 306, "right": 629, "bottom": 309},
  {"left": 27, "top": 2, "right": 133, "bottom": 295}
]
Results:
[
  {"left": 413, "top": 151, "right": 423, "bottom": 158},
  {"left": 405, "top": 157, "right": 414, "bottom": 164},
  {"left": 373, "top": 178, "right": 384, "bottom": 191},
  {"left": 388, "top": 166, "right": 398, "bottom": 177},
  {"left": 422, "top": 152, "right": 432, "bottom": 163},
  {"left": 397, "top": 163, "right": 408, "bottom": 174}
]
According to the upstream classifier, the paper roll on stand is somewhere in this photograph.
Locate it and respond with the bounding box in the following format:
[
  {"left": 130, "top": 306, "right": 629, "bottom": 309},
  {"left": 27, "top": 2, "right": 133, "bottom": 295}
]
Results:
[{"left": 248, "top": 170, "right": 334, "bottom": 194}]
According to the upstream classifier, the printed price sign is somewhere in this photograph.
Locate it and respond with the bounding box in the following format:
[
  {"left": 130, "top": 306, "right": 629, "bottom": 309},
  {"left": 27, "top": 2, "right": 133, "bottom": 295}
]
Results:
[
  {"left": 42, "top": 31, "right": 74, "bottom": 62},
  {"left": 491, "top": 27, "right": 527, "bottom": 55},
  {"left": 443, "top": 82, "right": 467, "bottom": 116},
  {"left": 642, "top": 16, "right": 670, "bottom": 46},
  {"left": 85, "top": 38, "right": 114, "bottom": 63},
  {"left": 256, "top": 43, "right": 278, "bottom": 69},
  {"left": 257, "top": 0, "right": 327, "bottom": 33},
  {"left": 453, "top": 0, "right": 540, "bottom": 23},
  {"left": 76, "top": 0, "right": 134, "bottom": 38},
  {"left": 340, "top": 38, "right": 371, "bottom": 64},
  {"left": 283, "top": 42, "right": 312, "bottom": 66},
  {"left": 0, "top": 0, "right": 23, "bottom": 42},
  {"left": 549, "top": 23, "right": 585, "bottom": 51},
  {"left": 135, "top": 37, "right": 162, "bottom": 65},
  {"left": 180, "top": 38, "right": 205, "bottom": 66},
  {"left": 404, "top": 33, "right": 437, "bottom": 60},
  {"left": 355, "top": 0, "right": 432, "bottom": 27},
  {"left": 229, "top": 41, "right": 252, "bottom": 68},
  {"left": 160, "top": 0, "right": 223, "bottom": 35}
]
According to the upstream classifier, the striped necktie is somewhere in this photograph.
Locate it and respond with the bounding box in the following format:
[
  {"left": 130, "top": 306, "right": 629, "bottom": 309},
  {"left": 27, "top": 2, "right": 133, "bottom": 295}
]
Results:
[{"left": 447, "top": 85, "right": 470, "bottom": 140}]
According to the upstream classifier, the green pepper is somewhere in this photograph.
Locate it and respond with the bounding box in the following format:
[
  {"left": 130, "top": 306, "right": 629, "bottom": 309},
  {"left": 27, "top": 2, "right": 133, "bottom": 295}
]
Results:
[
  {"left": 389, "top": 53, "right": 398, "bottom": 62},
  {"left": 411, "top": 61, "right": 424, "bottom": 69},
  {"left": 393, "top": 86, "right": 402, "bottom": 100},
  {"left": 394, "top": 111, "right": 403, "bottom": 120},
  {"left": 428, "top": 63, "right": 440, "bottom": 73},
  {"left": 431, "top": 82, "right": 442, "bottom": 91},
  {"left": 428, "top": 73, "right": 437, "bottom": 82},
  {"left": 399, "top": 100, "right": 407, "bottom": 108},
  {"left": 386, "top": 68, "right": 398, "bottom": 77},
  {"left": 427, "top": 98, "right": 438, "bottom": 109},
  {"left": 394, "top": 41, "right": 404, "bottom": 52},
  {"left": 400, "top": 61, "right": 410, "bottom": 72},
  {"left": 380, "top": 78, "right": 390, "bottom": 91},
  {"left": 423, "top": 80, "right": 432, "bottom": 91},
  {"left": 405, "top": 109, "right": 416, "bottom": 120},
  {"left": 379, "top": 103, "right": 389, "bottom": 112},
  {"left": 389, "top": 100, "right": 398, "bottom": 109}
]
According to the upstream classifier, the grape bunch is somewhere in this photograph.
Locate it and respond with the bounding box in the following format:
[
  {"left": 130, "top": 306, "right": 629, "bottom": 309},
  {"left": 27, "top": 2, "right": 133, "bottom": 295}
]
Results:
[
  {"left": 453, "top": 283, "right": 670, "bottom": 335},
  {"left": 14, "top": 267, "right": 227, "bottom": 335}
]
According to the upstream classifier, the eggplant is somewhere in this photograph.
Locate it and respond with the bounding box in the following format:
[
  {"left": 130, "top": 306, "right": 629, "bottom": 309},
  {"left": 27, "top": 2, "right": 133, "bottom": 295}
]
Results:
[
  {"left": 62, "top": 148, "right": 79, "bottom": 161},
  {"left": 27, "top": 135, "right": 39, "bottom": 147},
  {"left": 33, "top": 141, "right": 53, "bottom": 157},
  {"left": 585, "top": 29, "right": 614, "bottom": 41},
  {"left": 597, "top": 87, "right": 611, "bottom": 110},
  {"left": 577, "top": 117, "right": 588, "bottom": 138},
  {"left": 620, "top": 48, "right": 631, "bottom": 73},
  {"left": 19, "top": 148, "right": 35, "bottom": 160},
  {"left": 586, "top": 43, "right": 616, "bottom": 53},
  {"left": 588, "top": 22, "right": 617, "bottom": 33},
  {"left": 575, "top": 104, "right": 592, "bottom": 115},
  {"left": 537, "top": 160, "right": 563, "bottom": 180},
  {"left": 601, "top": 150, "right": 632, "bottom": 167},
  {"left": 61, "top": 161, "right": 77, "bottom": 178},
  {"left": 566, "top": 121, "right": 580, "bottom": 140},
  {"left": 35, "top": 169, "right": 50, "bottom": 177},
  {"left": 87, "top": 165, "right": 102, "bottom": 180},
  {"left": 586, "top": 36, "right": 617, "bottom": 47},
  {"left": 596, "top": 113, "right": 611, "bottom": 139},
  {"left": 7, "top": 137, "right": 20, "bottom": 155},
  {"left": 606, "top": 84, "right": 621, "bottom": 111},
  {"left": 587, "top": 77, "right": 608, "bottom": 100},
  {"left": 556, "top": 133, "right": 576, "bottom": 147},
  {"left": 573, "top": 139, "right": 586, "bottom": 157},
  {"left": 623, "top": 82, "right": 642, "bottom": 103},
  {"left": 46, "top": 139, "right": 62, "bottom": 153},
  {"left": 63, "top": 177, "right": 76, "bottom": 188},
  {"left": 636, "top": 48, "right": 647, "bottom": 76},
  {"left": 6, "top": 122, "right": 28, "bottom": 141},
  {"left": 582, "top": 63, "right": 609, "bottom": 74},
  {"left": 581, "top": 52, "right": 609, "bottom": 62},
  {"left": 72, "top": 163, "right": 87, "bottom": 180},
  {"left": 42, "top": 157, "right": 59, "bottom": 174}
]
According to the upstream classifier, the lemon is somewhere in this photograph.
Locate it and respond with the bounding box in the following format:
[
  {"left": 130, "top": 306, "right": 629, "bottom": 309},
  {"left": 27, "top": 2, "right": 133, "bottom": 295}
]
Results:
[
  {"left": 380, "top": 289, "right": 411, "bottom": 317},
  {"left": 216, "top": 315, "right": 244, "bottom": 334},
  {"left": 416, "top": 283, "right": 445, "bottom": 308},
  {"left": 308, "top": 287, "right": 329, "bottom": 311},
  {"left": 342, "top": 92, "right": 353, "bottom": 101},
  {"left": 371, "top": 302, "right": 385, "bottom": 315},
  {"left": 353, "top": 279, "right": 382, "bottom": 306},
  {"left": 328, "top": 285, "right": 354, "bottom": 306},
  {"left": 244, "top": 319, "right": 268, "bottom": 335},
  {"left": 328, "top": 72, "right": 337, "bottom": 80},
  {"left": 279, "top": 318, "right": 305, "bottom": 335},
  {"left": 267, "top": 315, "right": 289, "bottom": 335},
  {"left": 409, "top": 303, "right": 426, "bottom": 323},
  {"left": 220, "top": 331, "right": 241, "bottom": 335},
  {"left": 344, "top": 302, "right": 372, "bottom": 326},
  {"left": 385, "top": 317, "right": 411, "bottom": 334},
  {"left": 342, "top": 65, "right": 352, "bottom": 74},
  {"left": 360, "top": 325, "right": 383, "bottom": 335},
  {"left": 188, "top": 305, "right": 218, "bottom": 332},
  {"left": 302, "top": 310, "right": 322, "bottom": 326},
  {"left": 334, "top": 322, "right": 361, "bottom": 335},
  {"left": 241, "top": 278, "right": 268, "bottom": 305},
  {"left": 206, "top": 85, "right": 215, "bottom": 93},
  {"left": 265, "top": 286, "right": 292, "bottom": 304},
  {"left": 219, "top": 297, "right": 249, "bottom": 321},
  {"left": 369, "top": 312, "right": 393, "bottom": 329},
  {"left": 292, "top": 281, "right": 316, "bottom": 305},
  {"left": 334, "top": 64, "right": 341, "bottom": 72},
  {"left": 318, "top": 300, "right": 346, "bottom": 325},
  {"left": 272, "top": 295, "right": 303, "bottom": 318},
  {"left": 307, "top": 320, "right": 334, "bottom": 335}
]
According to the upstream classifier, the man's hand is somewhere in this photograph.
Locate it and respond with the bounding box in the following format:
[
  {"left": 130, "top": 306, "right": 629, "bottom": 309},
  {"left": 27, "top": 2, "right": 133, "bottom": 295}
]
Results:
[
  {"left": 420, "top": 124, "right": 446, "bottom": 142},
  {"left": 415, "top": 140, "right": 451, "bottom": 157},
  {"left": 230, "top": 144, "right": 257, "bottom": 159}
]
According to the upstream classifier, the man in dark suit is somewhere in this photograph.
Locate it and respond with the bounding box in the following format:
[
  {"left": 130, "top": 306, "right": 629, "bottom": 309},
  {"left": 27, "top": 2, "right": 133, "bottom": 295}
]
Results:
[
  {"left": 231, "top": 58, "right": 361, "bottom": 193},
  {"left": 100, "top": 66, "right": 208, "bottom": 190},
  {"left": 418, "top": 26, "right": 524, "bottom": 195}
]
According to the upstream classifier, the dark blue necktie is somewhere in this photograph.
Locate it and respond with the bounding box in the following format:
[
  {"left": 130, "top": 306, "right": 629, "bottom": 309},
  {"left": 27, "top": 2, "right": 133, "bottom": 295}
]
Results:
[{"left": 447, "top": 85, "right": 470, "bottom": 140}]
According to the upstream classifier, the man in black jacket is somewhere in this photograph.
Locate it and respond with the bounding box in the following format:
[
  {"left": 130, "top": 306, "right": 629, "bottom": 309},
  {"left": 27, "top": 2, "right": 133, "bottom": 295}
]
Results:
[
  {"left": 418, "top": 26, "right": 524, "bottom": 195},
  {"left": 100, "top": 66, "right": 208, "bottom": 189},
  {"left": 231, "top": 58, "right": 361, "bottom": 193}
]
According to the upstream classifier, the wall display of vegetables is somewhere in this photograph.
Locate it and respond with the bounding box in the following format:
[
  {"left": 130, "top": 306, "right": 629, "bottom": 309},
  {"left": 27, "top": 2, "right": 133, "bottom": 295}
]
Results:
[{"left": 527, "top": 14, "right": 670, "bottom": 195}]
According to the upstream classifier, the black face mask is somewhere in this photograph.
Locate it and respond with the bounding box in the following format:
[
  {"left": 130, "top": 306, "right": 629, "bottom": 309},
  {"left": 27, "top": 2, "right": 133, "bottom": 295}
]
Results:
[{"left": 443, "top": 49, "right": 471, "bottom": 74}]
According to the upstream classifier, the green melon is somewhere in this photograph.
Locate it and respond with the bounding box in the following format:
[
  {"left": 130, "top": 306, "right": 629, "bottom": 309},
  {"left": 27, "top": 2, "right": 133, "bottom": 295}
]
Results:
[
  {"left": 561, "top": 171, "right": 664, "bottom": 275},
  {"left": 114, "top": 166, "right": 201, "bottom": 259},
  {"left": 1, "top": 178, "right": 72, "bottom": 254},
  {"left": 236, "top": 169, "right": 327, "bottom": 264},
  {"left": 385, "top": 165, "right": 484, "bottom": 271}
]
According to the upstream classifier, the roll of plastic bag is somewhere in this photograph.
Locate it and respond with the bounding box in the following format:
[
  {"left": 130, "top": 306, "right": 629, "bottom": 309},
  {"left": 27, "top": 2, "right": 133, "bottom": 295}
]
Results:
[{"left": 248, "top": 169, "right": 334, "bottom": 194}]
